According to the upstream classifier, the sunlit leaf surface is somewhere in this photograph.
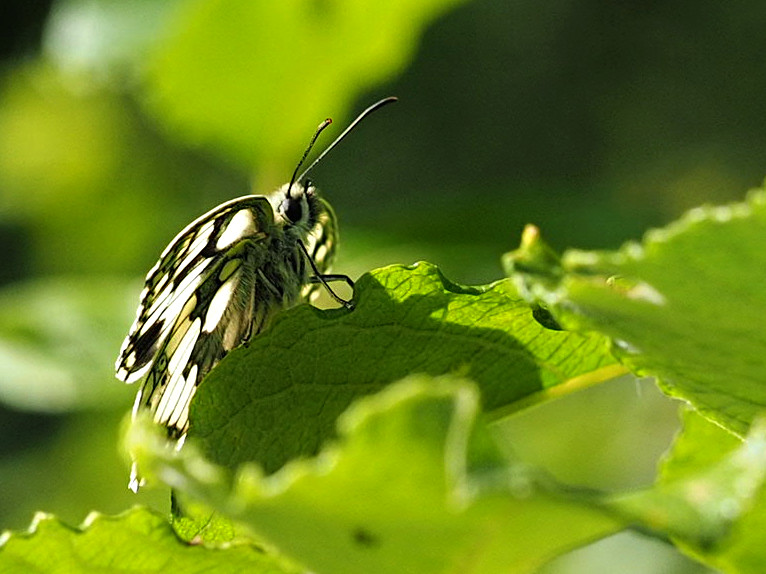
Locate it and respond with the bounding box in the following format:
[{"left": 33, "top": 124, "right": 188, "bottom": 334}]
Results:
[{"left": 504, "top": 190, "right": 766, "bottom": 436}]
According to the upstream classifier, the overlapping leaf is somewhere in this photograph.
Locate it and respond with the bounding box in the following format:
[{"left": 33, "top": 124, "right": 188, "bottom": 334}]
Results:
[
  {"left": 11, "top": 372, "right": 766, "bottom": 573},
  {"left": 133, "top": 376, "right": 625, "bottom": 574},
  {"left": 132, "top": 374, "right": 766, "bottom": 574},
  {"left": 0, "top": 507, "right": 298, "bottom": 574},
  {"left": 504, "top": 189, "right": 766, "bottom": 436},
  {"left": 613, "top": 411, "right": 766, "bottom": 554}
]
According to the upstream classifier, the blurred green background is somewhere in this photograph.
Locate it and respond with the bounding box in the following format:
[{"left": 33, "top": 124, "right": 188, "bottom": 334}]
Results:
[{"left": 2, "top": 0, "right": 762, "bottom": 571}]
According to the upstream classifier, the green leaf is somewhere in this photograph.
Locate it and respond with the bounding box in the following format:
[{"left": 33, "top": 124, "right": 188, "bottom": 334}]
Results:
[
  {"left": 613, "top": 408, "right": 766, "bottom": 573},
  {"left": 612, "top": 415, "right": 766, "bottom": 548},
  {"left": 0, "top": 507, "right": 298, "bottom": 574},
  {"left": 0, "top": 277, "right": 136, "bottom": 412},
  {"left": 659, "top": 408, "right": 742, "bottom": 483},
  {"left": 504, "top": 189, "right": 766, "bottom": 436},
  {"left": 190, "top": 262, "right": 620, "bottom": 472},
  {"left": 143, "top": 0, "right": 469, "bottom": 171},
  {"left": 133, "top": 375, "right": 624, "bottom": 574},
  {"left": 705, "top": 467, "right": 766, "bottom": 573}
]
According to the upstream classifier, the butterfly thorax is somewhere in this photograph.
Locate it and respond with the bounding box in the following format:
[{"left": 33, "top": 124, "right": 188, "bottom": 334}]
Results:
[{"left": 236, "top": 183, "right": 325, "bottom": 335}]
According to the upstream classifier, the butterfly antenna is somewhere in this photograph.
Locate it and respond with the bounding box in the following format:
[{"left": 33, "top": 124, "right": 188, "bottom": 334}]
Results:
[
  {"left": 286, "top": 118, "right": 334, "bottom": 198},
  {"left": 296, "top": 96, "right": 398, "bottom": 183}
]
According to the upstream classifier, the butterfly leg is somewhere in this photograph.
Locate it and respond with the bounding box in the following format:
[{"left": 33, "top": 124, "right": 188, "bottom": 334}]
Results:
[
  {"left": 299, "top": 240, "right": 355, "bottom": 310},
  {"left": 308, "top": 273, "right": 355, "bottom": 309},
  {"left": 310, "top": 274, "right": 354, "bottom": 288},
  {"left": 307, "top": 274, "right": 355, "bottom": 309}
]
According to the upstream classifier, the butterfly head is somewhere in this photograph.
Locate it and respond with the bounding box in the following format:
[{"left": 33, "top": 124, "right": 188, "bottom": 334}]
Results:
[
  {"left": 275, "top": 180, "right": 320, "bottom": 231},
  {"left": 274, "top": 97, "right": 397, "bottom": 235}
]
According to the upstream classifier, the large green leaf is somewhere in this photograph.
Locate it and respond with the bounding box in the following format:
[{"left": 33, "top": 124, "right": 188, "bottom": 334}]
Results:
[
  {"left": 133, "top": 375, "right": 624, "bottom": 574},
  {"left": 504, "top": 189, "right": 766, "bottom": 436},
  {"left": 143, "top": 0, "right": 469, "bottom": 171},
  {"left": 0, "top": 507, "right": 298, "bottom": 574},
  {"left": 189, "top": 262, "right": 620, "bottom": 472}
]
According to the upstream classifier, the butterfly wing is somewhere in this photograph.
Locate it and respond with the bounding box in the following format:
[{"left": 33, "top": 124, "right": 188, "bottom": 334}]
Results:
[
  {"left": 116, "top": 195, "right": 275, "bottom": 437},
  {"left": 301, "top": 196, "right": 339, "bottom": 300}
]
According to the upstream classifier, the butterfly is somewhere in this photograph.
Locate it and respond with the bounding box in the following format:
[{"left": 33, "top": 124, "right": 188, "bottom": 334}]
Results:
[{"left": 115, "top": 97, "right": 396, "bottom": 490}]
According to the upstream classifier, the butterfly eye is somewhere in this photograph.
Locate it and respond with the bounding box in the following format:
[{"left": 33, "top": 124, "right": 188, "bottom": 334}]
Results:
[{"left": 280, "top": 196, "right": 303, "bottom": 224}]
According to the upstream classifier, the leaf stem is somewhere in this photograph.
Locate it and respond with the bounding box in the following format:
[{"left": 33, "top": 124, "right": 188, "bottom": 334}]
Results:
[{"left": 487, "top": 363, "right": 630, "bottom": 421}]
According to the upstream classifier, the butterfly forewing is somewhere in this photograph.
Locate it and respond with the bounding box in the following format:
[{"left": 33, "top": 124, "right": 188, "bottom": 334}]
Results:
[{"left": 116, "top": 196, "right": 272, "bottom": 380}]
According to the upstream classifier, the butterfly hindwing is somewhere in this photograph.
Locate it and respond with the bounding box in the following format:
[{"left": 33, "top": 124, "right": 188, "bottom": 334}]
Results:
[
  {"left": 301, "top": 196, "right": 338, "bottom": 300},
  {"left": 135, "top": 247, "right": 261, "bottom": 436}
]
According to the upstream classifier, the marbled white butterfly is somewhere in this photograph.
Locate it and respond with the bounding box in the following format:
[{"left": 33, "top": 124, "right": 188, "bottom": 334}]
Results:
[{"left": 115, "top": 97, "right": 396, "bottom": 490}]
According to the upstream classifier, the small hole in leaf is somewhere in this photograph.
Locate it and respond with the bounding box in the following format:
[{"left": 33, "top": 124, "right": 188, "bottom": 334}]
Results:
[
  {"left": 352, "top": 527, "right": 379, "bottom": 548},
  {"left": 532, "top": 305, "right": 563, "bottom": 331}
]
